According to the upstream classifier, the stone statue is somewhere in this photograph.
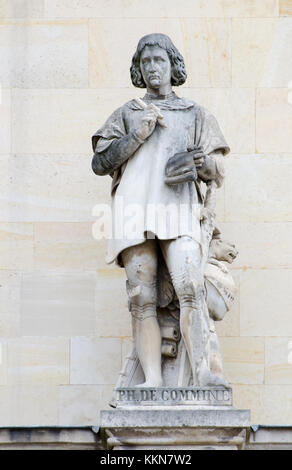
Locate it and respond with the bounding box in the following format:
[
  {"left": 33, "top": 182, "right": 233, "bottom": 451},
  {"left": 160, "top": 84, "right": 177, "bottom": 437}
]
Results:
[{"left": 91, "top": 34, "right": 238, "bottom": 394}]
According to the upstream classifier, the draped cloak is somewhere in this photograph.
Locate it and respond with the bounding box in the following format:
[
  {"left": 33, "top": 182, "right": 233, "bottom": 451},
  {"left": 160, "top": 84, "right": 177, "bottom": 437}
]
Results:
[{"left": 92, "top": 92, "right": 230, "bottom": 272}]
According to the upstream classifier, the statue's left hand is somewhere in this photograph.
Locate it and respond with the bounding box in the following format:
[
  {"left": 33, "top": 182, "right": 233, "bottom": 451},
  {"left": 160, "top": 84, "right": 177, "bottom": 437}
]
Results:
[
  {"left": 164, "top": 149, "right": 198, "bottom": 185},
  {"left": 187, "top": 145, "right": 205, "bottom": 169},
  {"left": 187, "top": 145, "right": 217, "bottom": 182}
]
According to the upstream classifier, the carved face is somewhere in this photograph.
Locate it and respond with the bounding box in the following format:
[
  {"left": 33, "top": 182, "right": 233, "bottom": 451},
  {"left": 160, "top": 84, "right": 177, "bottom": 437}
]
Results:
[{"left": 140, "top": 45, "right": 172, "bottom": 90}]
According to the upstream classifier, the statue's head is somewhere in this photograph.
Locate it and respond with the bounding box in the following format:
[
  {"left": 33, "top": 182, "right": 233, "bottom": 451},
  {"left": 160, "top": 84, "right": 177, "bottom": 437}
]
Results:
[{"left": 130, "top": 33, "right": 187, "bottom": 89}]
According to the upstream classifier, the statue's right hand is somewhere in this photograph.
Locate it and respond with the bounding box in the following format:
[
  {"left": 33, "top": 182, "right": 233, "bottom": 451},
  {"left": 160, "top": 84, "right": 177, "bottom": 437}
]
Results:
[{"left": 134, "top": 104, "right": 160, "bottom": 141}]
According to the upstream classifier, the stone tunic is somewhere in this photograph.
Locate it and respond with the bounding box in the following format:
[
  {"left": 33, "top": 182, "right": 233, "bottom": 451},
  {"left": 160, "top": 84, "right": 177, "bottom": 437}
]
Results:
[{"left": 92, "top": 93, "right": 229, "bottom": 265}]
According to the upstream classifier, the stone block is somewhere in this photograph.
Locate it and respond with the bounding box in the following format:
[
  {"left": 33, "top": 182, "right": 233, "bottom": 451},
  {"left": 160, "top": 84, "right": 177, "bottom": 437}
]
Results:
[
  {"left": 240, "top": 269, "right": 292, "bottom": 336},
  {"left": 89, "top": 18, "right": 231, "bottom": 88},
  {"left": 0, "top": 241, "right": 33, "bottom": 270},
  {"left": 0, "top": 427, "right": 101, "bottom": 450},
  {"left": 59, "top": 384, "right": 113, "bottom": 426},
  {"left": 0, "top": 223, "right": 34, "bottom": 270},
  {"left": 219, "top": 222, "right": 292, "bottom": 268},
  {"left": 101, "top": 407, "right": 250, "bottom": 428},
  {"left": 34, "top": 222, "right": 107, "bottom": 270},
  {"left": 0, "top": 154, "right": 111, "bottom": 222},
  {"left": 11, "top": 88, "right": 137, "bottom": 155},
  {"left": 248, "top": 427, "right": 292, "bottom": 450},
  {"left": 0, "top": 0, "right": 44, "bottom": 18},
  {"left": 34, "top": 240, "right": 105, "bottom": 270},
  {"left": 34, "top": 222, "right": 93, "bottom": 242},
  {"left": 0, "top": 385, "right": 58, "bottom": 426},
  {"left": 177, "top": 18, "right": 231, "bottom": 88},
  {"left": 6, "top": 337, "right": 70, "bottom": 385},
  {"left": 20, "top": 272, "right": 96, "bottom": 336},
  {"left": 280, "top": 0, "right": 292, "bottom": 16},
  {"left": 100, "top": 407, "right": 250, "bottom": 449},
  {"left": 0, "top": 223, "right": 33, "bottom": 241},
  {"left": 186, "top": 88, "right": 255, "bottom": 154},
  {"left": 95, "top": 274, "right": 131, "bottom": 338},
  {"left": 232, "top": 385, "right": 265, "bottom": 424},
  {"left": 221, "top": 337, "right": 265, "bottom": 384},
  {"left": 70, "top": 336, "right": 122, "bottom": 385},
  {"left": 232, "top": 18, "right": 292, "bottom": 87},
  {"left": 225, "top": 155, "right": 292, "bottom": 222},
  {"left": 256, "top": 89, "right": 292, "bottom": 153},
  {"left": 44, "top": 0, "right": 278, "bottom": 18},
  {"left": 0, "top": 89, "right": 11, "bottom": 154},
  {"left": 265, "top": 337, "right": 292, "bottom": 384},
  {"left": 0, "top": 20, "right": 88, "bottom": 88},
  {"left": 0, "top": 341, "right": 7, "bottom": 385},
  {"left": 0, "top": 271, "right": 21, "bottom": 338},
  {"left": 233, "top": 384, "right": 292, "bottom": 425}
]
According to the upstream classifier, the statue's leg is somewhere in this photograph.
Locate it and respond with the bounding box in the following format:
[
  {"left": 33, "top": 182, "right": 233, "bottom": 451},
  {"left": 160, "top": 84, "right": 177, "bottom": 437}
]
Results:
[
  {"left": 160, "top": 236, "right": 228, "bottom": 387},
  {"left": 121, "top": 240, "right": 163, "bottom": 387}
]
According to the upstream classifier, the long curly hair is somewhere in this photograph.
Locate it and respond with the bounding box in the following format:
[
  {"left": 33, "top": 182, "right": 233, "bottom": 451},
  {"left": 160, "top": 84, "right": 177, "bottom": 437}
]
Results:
[{"left": 130, "top": 33, "right": 187, "bottom": 88}]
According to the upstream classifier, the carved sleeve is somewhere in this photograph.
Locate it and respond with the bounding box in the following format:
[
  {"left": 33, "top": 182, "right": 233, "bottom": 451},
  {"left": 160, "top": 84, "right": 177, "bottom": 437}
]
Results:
[
  {"left": 91, "top": 106, "right": 144, "bottom": 176},
  {"left": 194, "top": 105, "right": 228, "bottom": 187},
  {"left": 92, "top": 131, "right": 144, "bottom": 176}
]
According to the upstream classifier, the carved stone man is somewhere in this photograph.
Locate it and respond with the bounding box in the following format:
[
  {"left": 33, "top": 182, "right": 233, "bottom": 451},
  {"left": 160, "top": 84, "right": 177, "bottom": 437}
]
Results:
[{"left": 92, "top": 34, "right": 233, "bottom": 388}]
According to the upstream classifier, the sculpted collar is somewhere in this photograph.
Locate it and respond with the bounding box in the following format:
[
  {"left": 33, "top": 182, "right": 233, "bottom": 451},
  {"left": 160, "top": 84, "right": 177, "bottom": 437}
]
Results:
[{"left": 126, "top": 91, "right": 195, "bottom": 111}]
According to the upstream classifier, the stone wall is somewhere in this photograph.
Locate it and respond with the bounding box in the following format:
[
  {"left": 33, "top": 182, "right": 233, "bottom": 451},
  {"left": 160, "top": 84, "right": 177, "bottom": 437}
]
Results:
[{"left": 0, "top": 0, "right": 291, "bottom": 426}]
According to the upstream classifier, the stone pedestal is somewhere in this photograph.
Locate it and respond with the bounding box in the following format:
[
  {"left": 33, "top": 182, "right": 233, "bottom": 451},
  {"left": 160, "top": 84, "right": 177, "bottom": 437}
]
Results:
[{"left": 100, "top": 387, "right": 250, "bottom": 450}]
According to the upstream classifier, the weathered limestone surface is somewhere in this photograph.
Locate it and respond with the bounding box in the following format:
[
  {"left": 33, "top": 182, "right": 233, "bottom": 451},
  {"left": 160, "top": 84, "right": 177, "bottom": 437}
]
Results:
[
  {"left": 220, "top": 337, "right": 265, "bottom": 385},
  {"left": 0, "top": 1, "right": 44, "bottom": 18},
  {"left": 114, "top": 387, "right": 233, "bottom": 407},
  {"left": 0, "top": 21, "right": 88, "bottom": 88},
  {"left": 280, "top": 0, "right": 292, "bottom": 16},
  {"left": 70, "top": 337, "right": 122, "bottom": 385},
  {"left": 0, "top": 0, "right": 291, "bottom": 428},
  {"left": 232, "top": 18, "right": 292, "bottom": 87},
  {"left": 247, "top": 426, "right": 292, "bottom": 450},
  {"left": 59, "top": 385, "right": 113, "bottom": 426},
  {"left": 0, "top": 385, "right": 59, "bottom": 426},
  {"left": 233, "top": 385, "right": 292, "bottom": 425},
  {"left": 11, "top": 89, "right": 136, "bottom": 154},
  {"left": 265, "top": 337, "right": 292, "bottom": 384},
  {"left": 44, "top": 0, "right": 279, "bottom": 19},
  {"left": 5, "top": 337, "right": 69, "bottom": 385},
  {"left": 94, "top": 275, "right": 131, "bottom": 338},
  {"left": 240, "top": 269, "right": 292, "bottom": 337},
  {"left": 0, "top": 425, "right": 292, "bottom": 450},
  {"left": 10, "top": 87, "right": 255, "bottom": 156},
  {"left": 256, "top": 89, "right": 292, "bottom": 153},
  {"left": 225, "top": 155, "right": 292, "bottom": 222},
  {"left": 0, "top": 426, "right": 103, "bottom": 450},
  {"left": 186, "top": 88, "right": 255, "bottom": 154},
  {"left": 0, "top": 271, "right": 21, "bottom": 338},
  {"left": 100, "top": 407, "right": 250, "bottom": 450},
  {"left": 89, "top": 18, "right": 231, "bottom": 88},
  {"left": 219, "top": 223, "right": 292, "bottom": 268},
  {"left": 0, "top": 89, "right": 11, "bottom": 154},
  {"left": 0, "top": 154, "right": 109, "bottom": 222},
  {"left": 20, "top": 272, "right": 96, "bottom": 336}
]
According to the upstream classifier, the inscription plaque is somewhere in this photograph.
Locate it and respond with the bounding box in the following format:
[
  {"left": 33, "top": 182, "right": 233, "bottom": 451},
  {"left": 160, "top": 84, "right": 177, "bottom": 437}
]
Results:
[{"left": 115, "top": 387, "right": 232, "bottom": 407}]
